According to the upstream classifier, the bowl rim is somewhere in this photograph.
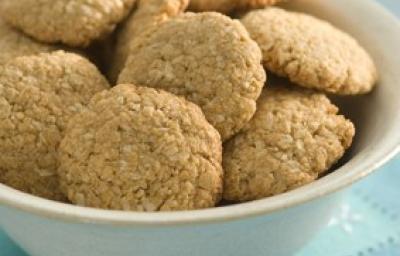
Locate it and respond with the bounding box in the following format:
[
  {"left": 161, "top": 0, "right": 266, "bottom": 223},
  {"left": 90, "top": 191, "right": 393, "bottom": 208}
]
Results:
[{"left": 0, "top": 0, "right": 400, "bottom": 227}]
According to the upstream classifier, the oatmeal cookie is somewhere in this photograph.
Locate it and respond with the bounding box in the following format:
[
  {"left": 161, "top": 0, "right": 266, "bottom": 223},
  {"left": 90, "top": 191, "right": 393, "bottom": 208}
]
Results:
[
  {"left": 189, "top": 0, "right": 283, "bottom": 14},
  {"left": 109, "top": 0, "right": 189, "bottom": 83},
  {"left": 58, "top": 84, "right": 223, "bottom": 211},
  {"left": 0, "top": 51, "right": 110, "bottom": 200},
  {"left": 118, "top": 12, "right": 266, "bottom": 140},
  {"left": 223, "top": 86, "right": 355, "bottom": 201},
  {"left": 0, "top": 19, "right": 56, "bottom": 66},
  {"left": 241, "top": 7, "right": 377, "bottom": 95},
  {"left": 0, "top": 0, "right": 137, "bottom": 47}
]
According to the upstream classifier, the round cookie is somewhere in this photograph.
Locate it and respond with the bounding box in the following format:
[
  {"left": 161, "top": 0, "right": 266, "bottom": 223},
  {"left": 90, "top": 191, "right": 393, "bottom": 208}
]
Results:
[
  {"left": 118, "top": 12, "right": 266, "bottom": 141},
  {"left": 0, "top": 0, "right": 137, "bottom": 47},
  {"left": 223, "top": 86, "right": 355, "bottom": 202},
  {"left": 108, "top": 0, "right": 189, "bottom": 83},
  {"left": 241, "top": 7, "right": 378, "bottom": 95},
  {"left": 0, "top": 19, "right": 56, "bottom": 66},
  {"left": 189, "top": 0, "right": 283, "bottom": 14},
  {"left": 58, "top": 84, "right": 223, "bottom": 211},
  {"left": 0, "top": 51, "right": 110, "bottom": 201}
]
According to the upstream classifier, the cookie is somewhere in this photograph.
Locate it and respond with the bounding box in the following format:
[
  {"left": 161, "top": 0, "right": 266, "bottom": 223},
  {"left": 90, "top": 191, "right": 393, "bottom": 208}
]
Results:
[
  {"left": 0, "top": 0, "right": 137, "bottom": 47},
  {"left": 108, "top": 0, "right": 189, "bottom": 83},
  {"left": 0, "top": 19, "right": 56, "bottom": 66},
  {"left": 241, "top": 7, "right": 378, "bottom": 95},
  {"left": 189, "top": 0, "right": 282, "bottom": 13},
  {"left": 118, "top": 12, "right": 266, "bottom": 140},
  {"left": 223, "top": 86, "right": 355, "bottom": 202},
  {"left": 0, "top": 51, "right": 110, "bottom": 201},
  {"left": 58, "top": 84, "right": 223, "bottom": 211}
]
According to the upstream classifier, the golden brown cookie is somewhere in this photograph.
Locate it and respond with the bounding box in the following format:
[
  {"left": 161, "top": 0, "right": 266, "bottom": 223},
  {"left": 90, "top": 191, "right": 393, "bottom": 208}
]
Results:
[
  {"left": 108, "top": 0, "right": 189, "bottom": 83},
  {"left": 241, "top": 7, "right": 378, "bottom": 95},
  {"left": 223, "top": 86, "right": 355, "bottom": 202},
  {"left": 118, "top": 12, "right": 266, "bottom": 140},
  {"left": 189, "top": 0, "right": 283, "bottom": 14},
  {"left": 0, "top": 0, "right": 137, "bottom": 47},
  {"left": 0, "top": 51, "right": 110, "bottom": 201},
  {"left": 0, "top": 19, "right": 56, "bottom": 66},
  {"left": 58, "top": 84, "right": 223, "bottom": 211}
]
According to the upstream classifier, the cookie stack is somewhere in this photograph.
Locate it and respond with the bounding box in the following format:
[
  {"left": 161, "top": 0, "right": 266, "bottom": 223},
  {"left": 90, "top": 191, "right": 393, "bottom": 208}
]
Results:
[{"left": 0, "top": 0, "right": 377, "bottom": 211}]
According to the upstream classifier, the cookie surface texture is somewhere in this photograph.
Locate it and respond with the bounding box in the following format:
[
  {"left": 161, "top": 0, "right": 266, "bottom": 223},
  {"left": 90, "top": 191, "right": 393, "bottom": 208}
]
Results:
[
  {"left": 189, "top": 0, "right": 283, "bottom": 14},
  {"left": 119, "top": 12, "right": 266, "bottom": 140},
  {"left": 0, "top": 51, "right": 110, "bottom": 200},
  {"left": 241, "top": 7, "right": 377, "bottom": 94},
  {"left": 109, "top": 0, "right": 189, "bottom": 82},
  {"left": 0, "top": 19, "right": 57, "bottom": 66},
  {"left": 58, "top": 84, "right": 223, "bottom": 211},
  {"left": 223, "top": 86, "right": 355, "bottom": 201},
  {"left": 0, "top": 0, "right": 137, "bottom": 47}
]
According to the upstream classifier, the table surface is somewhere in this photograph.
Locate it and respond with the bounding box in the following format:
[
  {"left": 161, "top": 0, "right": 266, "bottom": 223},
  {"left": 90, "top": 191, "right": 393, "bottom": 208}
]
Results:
[{"left": 1, "top": 1, "right": 400, "bottom": 255}]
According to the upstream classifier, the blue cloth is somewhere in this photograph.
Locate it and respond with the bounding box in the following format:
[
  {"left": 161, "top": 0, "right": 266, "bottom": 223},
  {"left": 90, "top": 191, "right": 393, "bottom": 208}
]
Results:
[
  {"left": 1, "top": 1, "right": 399, "bottom": 255},
  {"left": 297, "top": 156, "right": 400, "bottom": 256},
  {"left": 0, "top": 232, "right": 25, "bottom": 256}
]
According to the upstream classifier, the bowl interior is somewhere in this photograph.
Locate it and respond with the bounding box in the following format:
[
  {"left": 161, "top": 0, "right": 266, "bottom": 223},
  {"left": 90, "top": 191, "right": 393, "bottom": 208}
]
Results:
[{"left": 0, "top": 0, "right": 399, "bottom": 225}]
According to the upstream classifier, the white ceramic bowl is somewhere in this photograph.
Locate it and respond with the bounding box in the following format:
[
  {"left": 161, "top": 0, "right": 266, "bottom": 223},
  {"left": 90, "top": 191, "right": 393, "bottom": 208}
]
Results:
[{"left": 1, "top": 1, "right": 400, "bottom": 255}]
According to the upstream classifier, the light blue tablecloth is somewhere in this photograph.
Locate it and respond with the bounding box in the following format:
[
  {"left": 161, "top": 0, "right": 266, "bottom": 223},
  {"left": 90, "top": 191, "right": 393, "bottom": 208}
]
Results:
[
  {"left": 1, "top": 1, "right": 399, "bottom": 255},
  {"left": 298, "top": 156, "right": 400, "bottom": 256}
]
